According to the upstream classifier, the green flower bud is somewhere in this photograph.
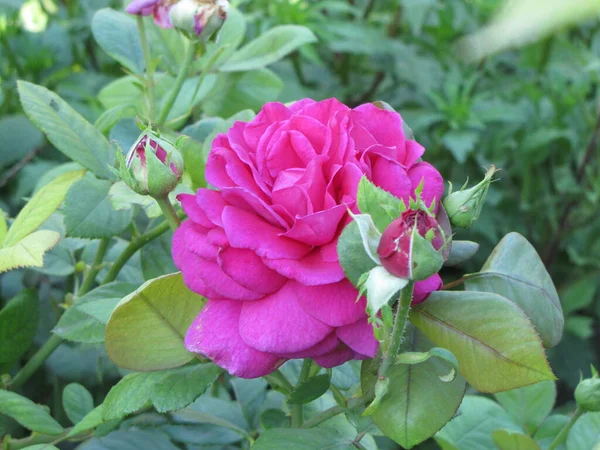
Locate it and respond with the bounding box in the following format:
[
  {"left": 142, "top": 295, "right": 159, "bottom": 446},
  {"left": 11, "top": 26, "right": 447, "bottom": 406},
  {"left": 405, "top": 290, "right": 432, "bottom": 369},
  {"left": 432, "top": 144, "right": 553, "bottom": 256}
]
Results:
[
  {"left": 117, "top": 128, "right": 184, "bottom": 198},
  {"left": 575, "top": 369, "right": 600, "bottom": 412},
  {"left": 443, "top": 165, "right": 499, "bottom": 228},
  {"left": 169, "top": 0, "right": 229, "bottom": 39}
]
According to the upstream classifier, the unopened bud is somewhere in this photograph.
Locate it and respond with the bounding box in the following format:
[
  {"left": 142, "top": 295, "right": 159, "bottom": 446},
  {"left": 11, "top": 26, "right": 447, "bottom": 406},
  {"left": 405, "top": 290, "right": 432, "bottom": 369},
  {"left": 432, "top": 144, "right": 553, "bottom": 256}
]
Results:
[
  {"left": 377, "top": 209, "right": 446, "bottom": 281},
  {"left": 169, "top": 0, "right": 229, "bottom": 38},
  {"left": 575, "top": 368, "right": 600, "bottom": 412},
  {"left": 443, "top": 165, "right": 499, "bottom": 228},
  {"left": 116, "top": 128, "right": 183, "bottom": 198}
]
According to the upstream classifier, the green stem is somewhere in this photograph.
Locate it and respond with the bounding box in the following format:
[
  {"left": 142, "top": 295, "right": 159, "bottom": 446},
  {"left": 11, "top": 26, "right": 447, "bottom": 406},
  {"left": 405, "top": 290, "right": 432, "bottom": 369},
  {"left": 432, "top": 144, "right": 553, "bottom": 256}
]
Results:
[
  {"left": 263, "top": 369, "right": 294, "bottom": 395},
  {"left": 157, "top": 39, "right": 196, "bottom": 126},
  {"left": 155, "top": 196, "right": 181, "bottom": 231},
  {"left": 547, "top": 408, "right": 584, "bottom": 450},
  {"left": 379, "top": 282, "right": 414, "bottom": 379},
  {"left": 102, "top": 215, "right": 181, "bottom": 284},
  {"left": 301, "top": 391, "right": 373, "bottom": 429},
  {"left": 137, "top": 16, "right": 156, "bottom": 121},
  {"left": 291, "top": 359, "right": 313, "bottom": 427},
  {"left": 77, "top": 238, "right": 110, "bottom": 297},
  {"left": 8, "top": 335, "right": 63, "bottom": 390}
]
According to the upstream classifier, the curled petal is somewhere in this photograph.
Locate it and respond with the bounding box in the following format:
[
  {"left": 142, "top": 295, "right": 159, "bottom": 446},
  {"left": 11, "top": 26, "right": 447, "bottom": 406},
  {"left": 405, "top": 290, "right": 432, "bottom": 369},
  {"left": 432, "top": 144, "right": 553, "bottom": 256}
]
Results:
[
  {"left": 413, "top": 273, "right": 443, "bottom": 304},
  {"left": 336, "top": 318, "right": 378, "bottom": 357}
]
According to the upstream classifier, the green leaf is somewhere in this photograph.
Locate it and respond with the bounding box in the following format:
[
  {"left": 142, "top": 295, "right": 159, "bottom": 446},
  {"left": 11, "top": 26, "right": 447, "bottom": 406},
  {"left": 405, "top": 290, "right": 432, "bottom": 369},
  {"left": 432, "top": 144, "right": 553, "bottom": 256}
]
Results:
[
  {"left": 17, "top": 81, "right": 113, "bottom": 179},
  {"left": 202, "top": 69, "right": 283, "bottom": 118},
  {"left": 362, "top": 327, "right": 466, "bottom": 448},
  {"left": 171, "top": 396, "right": 249, "bottom": 437},
  {"left": 0, "top": 390, "right": 63, "bottom": 435},
  {"left": 396, "top": 346, "right": 460, "bottom": 383},
  {"left": 337, "top": 220, "right": 378, "bottom": 287},
  {"left": 91, "top": 8, "right": 143, "bottom": 73},
  {"left": 63, "top": 174, "right": 133, "bottom": 239},
  {"left": 3, "top": 169, "right": 86, "bottom": 246},
  {"left": 0, "top": 230, "right": 61, "bottom": 274},
  {"left": 442, "top": 130, "right": 479, "bottom": 163},
  {"left": 102, "top": 371, "right": 166, "bottom": 420},
  {"left": 492, "top": 430, "right": 542, "bottom": 450},
  {"left": 220, "top": 25, "right": 317, "bottom": 72},
  {"left": 106, "top": 273, "right": 205, "bottom": 371},
  {"left": 444, "top": 240, "right": 480, "bottom": 267},
  {"left": 494, "top": 381, "right": 556, "bottom": 434},
  {"left": 252, "top": 428, "right": 356, "bottom": 449},
  {"left": 260, "top": 409, "right": 289, "bottom": 430},
  {"left": 151, "top": 364, "right": 222, "bottom": 413},
  {"left": 66, "top": 405, "right": 105, "bottom": 438},
  {"left": 75, "top": 283, "right": 137, "bottom": 324},
  {"left": 0, "top": 114, "right": 44, "bottom": 169},
  {"left": 410, "top": 290, "right": 556, "bottom": 393},
  {"left": 211, "top": 7, "right": 246, "bottom": 66},
  {"left": 20, "top": 446, "right": 60, "bottom": 450},
  {"left": 94, "top": 104, "right": 137, "bottom": 135},
  {"left": 559, "top": 274, "right": 598, "bottom": 315},
  {"left": 356, "top": 177, "right": 405, "bottom": 232},
  {"left": 465, "top": 232, "right": 563, "bottom": 348},
  {"left": 288, "top": 374, "right": 331, "bottom": 405},
  {"left": 0, "top": 289, "right": 39, "bottom": 365},
  {"left": 63, "top": 383, "right": 94, "bottom": 424},
  {"left": 78, "top": 429, "right": 179, "bottom": 450},
  {"left": 0, "top": 210, "right": 6, "bottom": 243},
  {"left": 435, "top": 396, "right": 522, "bottom": 450},
  {"left": 567, "top": 412, "right": 600, "bottom": 450},
  {"left": 535, "top": 415, "right": 569, "bottom": 450},
  {"left": 53, "top": 305, "right": 106, "bottom": 344}
]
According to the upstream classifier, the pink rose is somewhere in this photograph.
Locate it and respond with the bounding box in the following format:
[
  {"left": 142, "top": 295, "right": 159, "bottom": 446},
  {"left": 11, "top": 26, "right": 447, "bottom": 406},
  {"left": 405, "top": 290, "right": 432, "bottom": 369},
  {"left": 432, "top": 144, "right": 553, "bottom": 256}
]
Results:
[
  {"left": 173, "top": 99, "right": 444, "bottom": 378},
  {"left": 125, "top": 0, "right": 174, "bottom": 29}
]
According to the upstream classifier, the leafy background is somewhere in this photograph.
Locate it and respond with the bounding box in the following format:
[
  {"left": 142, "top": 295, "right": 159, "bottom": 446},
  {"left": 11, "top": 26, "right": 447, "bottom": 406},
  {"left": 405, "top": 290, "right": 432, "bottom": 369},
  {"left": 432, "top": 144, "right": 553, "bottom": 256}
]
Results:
[{"left": 1, "top": 0, "right": 599, "bottom": 448}]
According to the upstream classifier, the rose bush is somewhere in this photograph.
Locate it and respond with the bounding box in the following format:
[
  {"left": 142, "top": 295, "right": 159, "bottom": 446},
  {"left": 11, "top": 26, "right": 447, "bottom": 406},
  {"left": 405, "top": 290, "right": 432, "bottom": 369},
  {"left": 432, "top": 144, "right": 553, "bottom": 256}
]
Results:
[{"left": 173, "top": 98, "right": 444, "bottom": 378}]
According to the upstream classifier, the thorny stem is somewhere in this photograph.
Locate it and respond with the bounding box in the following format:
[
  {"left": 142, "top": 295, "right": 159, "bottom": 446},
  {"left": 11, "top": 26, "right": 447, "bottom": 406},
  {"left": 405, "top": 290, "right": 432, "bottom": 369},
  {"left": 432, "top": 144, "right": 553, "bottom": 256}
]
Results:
[
  {"left": 155, "top": 196, "right": 181, "bottom": 231},
  {"left": 77, "top": 238, "right": 110, "bottom": 296}
]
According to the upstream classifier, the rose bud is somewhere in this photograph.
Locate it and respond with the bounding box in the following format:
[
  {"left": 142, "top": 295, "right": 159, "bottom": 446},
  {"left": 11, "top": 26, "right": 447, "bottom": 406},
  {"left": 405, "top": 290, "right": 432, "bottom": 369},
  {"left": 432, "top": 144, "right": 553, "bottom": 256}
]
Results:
[
  {"left": 169, "top": 0, "right": 229, "bottom": 38},
  {"left": 125, "top": 0, "right": 177, "bottom": 29},
  {"left": 117, "top": 128, "right": 183, "bottom": 198},
  {"left": 377, "top": 209, "right": 446, "bottom": 281},
  {"left": 575, "top": 368, "right": 600, "bottom": 412},
  {"left": 443, "top": 165, "right": 499, "bottom": 228}
]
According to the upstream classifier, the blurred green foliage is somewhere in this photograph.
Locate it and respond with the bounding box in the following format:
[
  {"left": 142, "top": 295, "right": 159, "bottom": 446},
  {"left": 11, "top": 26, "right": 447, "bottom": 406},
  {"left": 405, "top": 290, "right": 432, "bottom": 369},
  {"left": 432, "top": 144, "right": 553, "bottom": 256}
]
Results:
[{"left": 1, "top": 0, "right": 600, "bottom": 448}]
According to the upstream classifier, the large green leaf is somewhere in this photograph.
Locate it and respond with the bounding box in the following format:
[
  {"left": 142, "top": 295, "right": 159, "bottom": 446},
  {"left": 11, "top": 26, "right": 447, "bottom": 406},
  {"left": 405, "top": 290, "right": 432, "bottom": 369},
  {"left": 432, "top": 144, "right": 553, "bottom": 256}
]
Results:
[
  {"left": 494, "top": 381, "right": 556, "bottom": 435},
  {"left": 91, "top": 8, "right": 143, "bottom": 73},
  {"left": 3, "top": 169, "right": 85, "bottom": 246},
  {"left": 0, "top": 390, "right": 63, "bottom": 435},
  {"left": 63, "top": 383, "right": 94, "bottom": 424},
  {"left": 288, "top": 374, "right": 331, "bottom": 405},
  {"left": 75, "top": 282, "right": 137, "bottom": 324},
  {"left": 0, "top": 114, "right": 44, "bottom": 169},
  {"left": 63, "top": 174, "right": 133, "bottom": 239},
  {"left": 220, "top": 25, "right": 317, "bottom": 72},
  {"left": 102, "top": 371, "right": 167, "bottom": 420},
  {"left": 53, "top": 307, "right": 106, "bottom": 344},
  {"left": 78, "top": 429, "right": 179, "bottom": 450},
  {"left": 567, "top": 412, "right": 600, "bottom": 450},
  {"left": 465, "top": 233, "right": 563, "bottom": 348},
  {"left": 361, "top": 327, "right": 466, "bottom": 449},
  {"left": 17, "top": 81, "right": 113, "bottom": 179},
  {"left": 151, "top": 363, "right": 222, "bottom": 413},
  {"left": 105, "top": 273, "right": 205, "bottom": 371},
  {"left": 435, "top": 396, "right": 521, "bottom": 450},
  {"left": 493, "top": 430, "right": 541, "bottom": 450},
  {"left": 410, "top": 290, "right": 556, "bottom": 392},
  {"left": 0, "top": 230, "right": 61, "bottom": 274},
  {"left": 252, "top": 428, "right": 356, "bottom": 449},
  {"left": 0, "top": 289, "right": 39, "bottom": 365}
]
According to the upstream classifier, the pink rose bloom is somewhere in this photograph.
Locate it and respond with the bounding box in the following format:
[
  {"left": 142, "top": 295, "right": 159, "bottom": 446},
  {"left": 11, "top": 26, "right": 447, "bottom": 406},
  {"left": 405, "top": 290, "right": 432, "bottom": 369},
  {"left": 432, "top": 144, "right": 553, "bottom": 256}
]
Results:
[
  {"left": 173, "top": 99, "right": 444, "bottom": 378},
  {"left": 125, "top": 0, "right": 174, "bottom": 28}
]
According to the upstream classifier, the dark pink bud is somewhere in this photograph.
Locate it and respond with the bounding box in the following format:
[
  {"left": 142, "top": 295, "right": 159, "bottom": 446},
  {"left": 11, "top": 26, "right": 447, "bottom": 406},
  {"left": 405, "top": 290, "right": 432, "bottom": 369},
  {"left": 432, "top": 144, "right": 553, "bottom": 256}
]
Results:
[{"left": 377, "top": 210, "right": 444, "bottom": 280}]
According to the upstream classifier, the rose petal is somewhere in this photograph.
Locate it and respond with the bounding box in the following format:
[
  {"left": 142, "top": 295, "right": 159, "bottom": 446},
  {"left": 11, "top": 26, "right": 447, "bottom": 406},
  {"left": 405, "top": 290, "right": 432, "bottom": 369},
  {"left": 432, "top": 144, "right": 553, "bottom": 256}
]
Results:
[
  {"left": 177, "top": 193, "right": 213, "bottom": 228},
  {"left": 221, "top": 186, "right": 291, "bottom": 229},
  {"left": 264, "top": 248, "right": 345, "bottom": 286},
  {"left": 313, "top": 347, "right": 356, "bottom": 368},
  {"left": 371, "top": 157, "right": 413, "bottom": 202},
  {"left": 196, "top": 189, "right": 227, "bottom": 227},
  {"left": 352, "top": 103, "right": 407, "bottom": 151},
  {"left": 404, "top": 140, "right": 425, "bottom": 167},
  {"left": 289, "top": 98, "right": 317, "bottom": 113},
  {"left": 222, "top": 207, "right": 311, "bottom": 260},
  {"left": 218, "top": 247, "right": 286, "bottom": 295},
  {"left": 125, "top": 0, "right": 157, "bottom": 14},
  {"left": 294, "top": 280, "right": 366, "bottom": 326},
  {"left": 282, "top": 205, "right": 347, "bottom": 247},
  {"left": 408, "top": 162, "right": 444, "bottom": 210},
  {"left": 413, "top": 273, "right": 443, "bottom": 304},
  {"left": 337, "top": 318, "right": 378, "bottom": 357},
  {"left": 278, "top": 332, "right": 340, "bottom": 358},
  {"left": 196, "top": 259, "right": 263, "bottom": 301},
  {"left": 239, "top": 281, "right": 333, "bottom": 353},
  {"left": 186, "top": 300, "right": 283, "bottom": 378}
]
